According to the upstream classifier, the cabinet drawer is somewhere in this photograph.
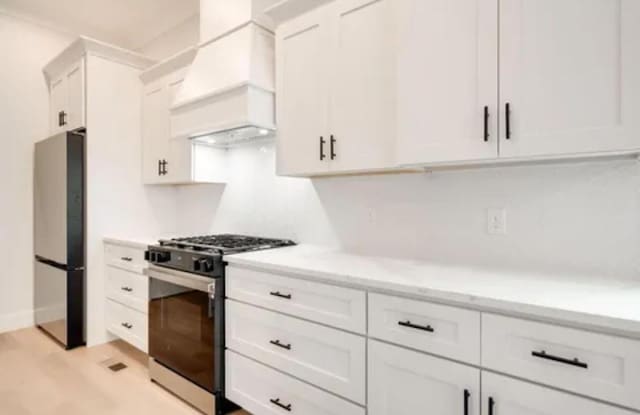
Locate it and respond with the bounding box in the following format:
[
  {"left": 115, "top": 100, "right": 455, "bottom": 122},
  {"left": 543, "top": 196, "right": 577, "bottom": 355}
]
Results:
[
  {"left": 106, "top": 299, "right": 147, "bottom": 353},
  {"left": 226, "top": 350, "right": 365, "bottom": 415},
  {"left": 105, "top": 243, "right": 146, "bottom": 273},
  {"left": 106, "top": 266, "right": 148, "bottom": 313},
  {"left": 226, "top": 300, "right": 366, "bottom": 403},
  {"left": 482, "top": 313, "right": 640, "bottom": 410},
  {"left": 226, "top": 266, "right": 366, "bottom": 333},
  {"left": 369, "top": 293, "right": 481, "bottom": 364}
]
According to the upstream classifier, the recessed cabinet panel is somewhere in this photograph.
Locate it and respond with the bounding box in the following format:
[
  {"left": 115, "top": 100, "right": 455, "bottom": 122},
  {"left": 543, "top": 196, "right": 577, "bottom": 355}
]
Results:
[
  {"left": 276, "top": 8, "right": 331, "bottom": 176},
  {"left": 142, "top": 81, "right": 170, "bottom": 184},
  {"left": 500, "top": 0, "right": 640, "bottom": 158},
  {"left": 65, "top": 60, "right": 85, "bottom": 132},
  {"left": 395, "top": 0, "right": 499, "bottom": 166},
  {"left": 329, "top": 0, "right": 396, "bottom": 172},
  {"left": 482, "top": 372, "right": 636, "bottom": 415},
  {"left": 368, "top": 339, "right": 480, "bottom": 415}
]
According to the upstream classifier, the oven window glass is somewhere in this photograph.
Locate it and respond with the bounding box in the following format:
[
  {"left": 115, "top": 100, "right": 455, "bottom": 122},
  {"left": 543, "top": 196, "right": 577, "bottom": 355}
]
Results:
[{"left": 149, "top": 279, "right": 214, "bottom": 392}]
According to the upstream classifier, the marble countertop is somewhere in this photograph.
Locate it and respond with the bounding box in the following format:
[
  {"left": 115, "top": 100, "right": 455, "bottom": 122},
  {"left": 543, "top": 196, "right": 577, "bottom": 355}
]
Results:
[
  {"left": 226, "top": 245, "right": 640, "bottom": 338},
  {"left": 103, "top": 235, "right": 170, "bottom": 249}
]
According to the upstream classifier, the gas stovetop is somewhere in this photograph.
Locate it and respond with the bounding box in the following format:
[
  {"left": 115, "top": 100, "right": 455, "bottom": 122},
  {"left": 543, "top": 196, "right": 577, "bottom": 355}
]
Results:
[
  {"left": 147, "top": 234, "right": 295, "bottom": 277},
  {"left": 160, "top": 234, "right": 296, "bottom": 254}
]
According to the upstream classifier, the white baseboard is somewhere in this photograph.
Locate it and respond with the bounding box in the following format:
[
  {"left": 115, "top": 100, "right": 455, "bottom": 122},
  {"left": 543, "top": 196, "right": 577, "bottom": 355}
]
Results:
[{"left": 0, "top": 310, "right": 35, "bottom": 334}]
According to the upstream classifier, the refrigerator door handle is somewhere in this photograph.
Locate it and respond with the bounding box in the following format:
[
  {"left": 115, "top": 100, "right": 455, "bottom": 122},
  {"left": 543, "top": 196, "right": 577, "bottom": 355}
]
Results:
[{"left": 35, "top": 256, "right": 84, "bottom": 271}]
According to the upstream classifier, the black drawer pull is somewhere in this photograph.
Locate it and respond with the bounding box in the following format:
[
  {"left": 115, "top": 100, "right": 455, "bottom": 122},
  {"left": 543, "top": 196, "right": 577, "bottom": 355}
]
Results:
[
  {"left": 120, "top": 257, "right": 133, "bottom": 262},
  {"left": 505, "top": 102, "right": 512, "bottom": 139},
  {"left": 488, "top": 397, "right": 495, "bottom": 415},
  {"left": 464, "top": 389, "right": 470, "bottom": 415},
  {"left": 531, "top": 350, "right": 588, "bottom": 369},
  {"left": 270, "top": 291, "right": 292, "bottom": 300},
  {"left": 121, "top": 286, "right": 133, "bottom": 292},
  {"left": 270, "top": 398, "right": 292, "bottom": 412},
  {"left": 330, "top": 135, "right": 336, "bottom": 160},
  {"left": 320, "top": 136, "right": 326, "bottom": 161},
  {"left": 121, "top": 322, "right": 132, "bottom": 329},
  {"left": 483, "top": 106, "right": 490, "bottom": 142},
  {"left": 270, "top": 339, "right": 292, "bottom": 350},
  {"left": 398, "top": 320, "right": 434, "bottom": 333}
]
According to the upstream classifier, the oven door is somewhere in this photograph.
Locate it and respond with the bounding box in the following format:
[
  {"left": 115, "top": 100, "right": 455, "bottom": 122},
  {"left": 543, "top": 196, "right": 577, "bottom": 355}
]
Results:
[{"left": 148, "top": 266, "right": 217, "bottom": 393}]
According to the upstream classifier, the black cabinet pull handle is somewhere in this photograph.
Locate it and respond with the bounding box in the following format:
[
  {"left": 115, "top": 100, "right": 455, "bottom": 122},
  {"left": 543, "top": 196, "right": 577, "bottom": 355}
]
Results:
[
  {"left": 58, "top": 111, "right": 62, "bottom": 127},
  {"left": 531, "top": 350, "right": 588, "bottom": 369},
  {"left": 158, "top": 160, "right": 162, "bottom": 176},
  {"left": 320, "top": 136, "right": 326, "bottom": 161},
  {"left": 464, "top": 389, "right": 470, "bottom": 415},
  {"left": 160, "top": 159, "right": 168, "bottom": 175},
  {"left": 121, "top": 322, "right": 132, "bottom": 329},
  {"left": 270, "top": 291, "right": 292, "bottom": 300},
  {"left": 330, "top": 135, "right": 336, "bottom": 160},
  {"left": 489, "top": 397, "right": 495, "bottom": 415},
  {"left": 121, "top": 286, "right": 133, "bottom": 292},
  {"left": 270, "top": 398, "right": 292, "bottom": 412},
  {"left": 505, "top": 102, "right": 512, "bottom": 139},
  {"left": 120, "top": 257, "right": 133, "bottom": 262},
  {"left": 483, "top": 106, "right": 489, "bottom": 142},
  {"left": 398, "top": 320, "right": 434, "bottom": 332},
  {"left": 270, "top": 339, "right": 292, "bottom": 350}
]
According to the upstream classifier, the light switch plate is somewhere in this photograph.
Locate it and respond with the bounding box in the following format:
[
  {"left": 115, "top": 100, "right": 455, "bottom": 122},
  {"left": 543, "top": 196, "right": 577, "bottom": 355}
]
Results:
[{"left": 487, "top": 208, "right": 507, "bottom": 235}]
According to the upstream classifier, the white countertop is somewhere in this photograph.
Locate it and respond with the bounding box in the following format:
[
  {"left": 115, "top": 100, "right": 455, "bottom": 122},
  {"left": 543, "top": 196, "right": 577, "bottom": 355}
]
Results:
[
  {"left": 103, "top": 235, "right": 169, "bottom": 249},
  {"left": 226, "top": 245, "right": 640, "bottom": 338}
]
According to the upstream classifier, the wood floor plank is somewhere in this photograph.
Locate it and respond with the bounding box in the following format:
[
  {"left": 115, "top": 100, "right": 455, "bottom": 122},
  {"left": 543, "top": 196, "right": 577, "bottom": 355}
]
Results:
[{"left": 0, "top": 327, "right": 250, "bottom": 415}]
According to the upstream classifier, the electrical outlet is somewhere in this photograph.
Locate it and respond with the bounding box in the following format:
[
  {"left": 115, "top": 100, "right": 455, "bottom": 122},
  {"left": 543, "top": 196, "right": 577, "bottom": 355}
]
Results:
[{"left": 487, "top": 208, "right": 507, "bottom": 235}]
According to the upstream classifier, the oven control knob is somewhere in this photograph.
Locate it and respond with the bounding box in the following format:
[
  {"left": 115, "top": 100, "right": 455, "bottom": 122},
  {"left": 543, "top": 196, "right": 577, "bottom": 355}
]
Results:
[
  {"left": 199, "top": 258, "right": 213, "bottom": 273},
  {"left": 156, "top": 251, "right": 171, "bottom": 263}
]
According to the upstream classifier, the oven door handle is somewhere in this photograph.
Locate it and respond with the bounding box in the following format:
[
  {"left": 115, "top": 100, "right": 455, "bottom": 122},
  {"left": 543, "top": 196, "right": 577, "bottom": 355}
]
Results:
[{"left": 147, "top": 265, "right": 214, "bottom": 293}]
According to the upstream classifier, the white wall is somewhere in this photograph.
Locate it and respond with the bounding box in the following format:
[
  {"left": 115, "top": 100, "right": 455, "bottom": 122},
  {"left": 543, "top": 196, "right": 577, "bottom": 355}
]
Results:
[
  {"left": 0, "top": 13, "right": 74, "bottom": 332},
  {"left": 177, "top": 142, "right": 640, "bottom": 281}
]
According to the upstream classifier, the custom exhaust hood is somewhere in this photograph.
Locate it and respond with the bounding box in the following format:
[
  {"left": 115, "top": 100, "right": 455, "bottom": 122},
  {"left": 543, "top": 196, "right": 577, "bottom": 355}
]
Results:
[{"left": 170, "top": 0, "right": 277, "bottom": 146}]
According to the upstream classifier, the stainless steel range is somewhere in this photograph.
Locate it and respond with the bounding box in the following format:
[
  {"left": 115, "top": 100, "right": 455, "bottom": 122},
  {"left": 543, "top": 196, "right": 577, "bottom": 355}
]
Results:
[{"left": 145, "top": 234, "right": 295, "bottom": 415}]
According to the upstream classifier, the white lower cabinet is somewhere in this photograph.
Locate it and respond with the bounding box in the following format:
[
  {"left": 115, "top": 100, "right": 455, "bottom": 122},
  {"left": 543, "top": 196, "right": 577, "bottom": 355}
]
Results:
[
  {"left": 482, "top": 371, "right": 635, "bottom": 415},
  {"left": 226, "top": 350, "right": 365, "bottom": 415},
  {"left": 226, "top": 300, "right": 366, "bottom": 404},
  {"left": 368, "top": 339, "right": 480, "bottom": 415},
  {"left": 104, "top": 241, "right": 149, "bottom": 352}
]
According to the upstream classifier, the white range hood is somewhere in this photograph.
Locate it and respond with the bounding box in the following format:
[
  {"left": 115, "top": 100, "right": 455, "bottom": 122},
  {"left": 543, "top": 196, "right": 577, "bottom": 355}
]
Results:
[{"left": 170, "top": 0, "right": 277, "bottom": 146}]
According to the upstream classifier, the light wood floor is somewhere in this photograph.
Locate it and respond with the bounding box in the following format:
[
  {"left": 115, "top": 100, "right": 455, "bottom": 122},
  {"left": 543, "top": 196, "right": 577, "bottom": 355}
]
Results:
[{"left": 0, "top": 327, "right": 249, "bottom": 415}]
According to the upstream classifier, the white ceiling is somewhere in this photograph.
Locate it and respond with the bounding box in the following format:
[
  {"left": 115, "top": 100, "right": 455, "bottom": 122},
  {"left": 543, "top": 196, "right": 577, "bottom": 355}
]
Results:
[{"left": 0, "top": 0, "right": 199, "bottom": 50}]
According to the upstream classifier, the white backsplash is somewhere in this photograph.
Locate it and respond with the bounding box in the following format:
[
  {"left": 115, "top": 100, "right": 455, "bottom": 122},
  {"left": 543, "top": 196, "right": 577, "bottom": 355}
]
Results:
[{"left": 176, "top": 141, "right": 640, "bottom": 280}]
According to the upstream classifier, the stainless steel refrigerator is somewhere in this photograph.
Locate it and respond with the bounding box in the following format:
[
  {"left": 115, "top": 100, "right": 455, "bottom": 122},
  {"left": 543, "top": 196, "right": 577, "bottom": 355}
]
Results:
[{"left": 34, "top": 131, "right": 85, "bottom": 349}]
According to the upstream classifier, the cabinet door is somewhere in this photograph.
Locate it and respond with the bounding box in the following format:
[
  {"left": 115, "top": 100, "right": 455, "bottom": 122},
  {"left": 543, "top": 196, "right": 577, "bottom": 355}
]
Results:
[
  {"left": 141, "top": 81, "right": 169, "bottom": 184},
  {"left": 395, "top": 0, "right": 498, "bottom": 166},
  {"left": 276, "top": 7, "right": 331, "bottom": 176},
  {"left": 49, "top": 76, "right": 66, "bottom": 135},
  {"left": 328, "top": 0, "right": 396, "bottom": 172},
  {"left": 482, "top": 372, "right": 635, "bottom": 415},
  {"left": 65, "top": 59, "right": 85, "bottom": 131},
  {"left": 368, "top": 339, "right": 480, "bottom": 415},
  {"left": 500, "top": 0, "right": 640, "bottom": 158},
  {"left": 165, "top": 72, "right": 192, "bottom": 183}
]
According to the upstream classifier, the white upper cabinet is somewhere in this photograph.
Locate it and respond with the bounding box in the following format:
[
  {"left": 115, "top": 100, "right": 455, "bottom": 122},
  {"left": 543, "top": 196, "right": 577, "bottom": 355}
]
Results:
[
  {"left": 499, "top": 0, "right": 640, "bottom": 158},
  {"left": 395, "top": 0, "right": 499, "bottom": 165},
  {"left": 48, "top": 58, "right": 85, "bottom": 134},
  {"left": 276, "top": 0, "right": 396, "bottom": 176},
  {"left": 482, "top": 372, "right": 635, "bottom": 415},
  {"left": 276, "top": 8, "right": 331, "bottom": 176},
  {"left": 368, "top": 339, "right": 480, "bottom": 415},
  {"left": 140, "top": 49, "right": 227, "bottom": 185},
  {"left": 328, "top": 0, "right": 396, "bottom": 173}
]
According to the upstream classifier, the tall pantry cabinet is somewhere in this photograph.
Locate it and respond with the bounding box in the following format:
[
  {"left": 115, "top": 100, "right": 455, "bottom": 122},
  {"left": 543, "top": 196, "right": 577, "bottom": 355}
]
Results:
[{"left": 43, "top": 37, "right": 164, "bottom": 347}]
